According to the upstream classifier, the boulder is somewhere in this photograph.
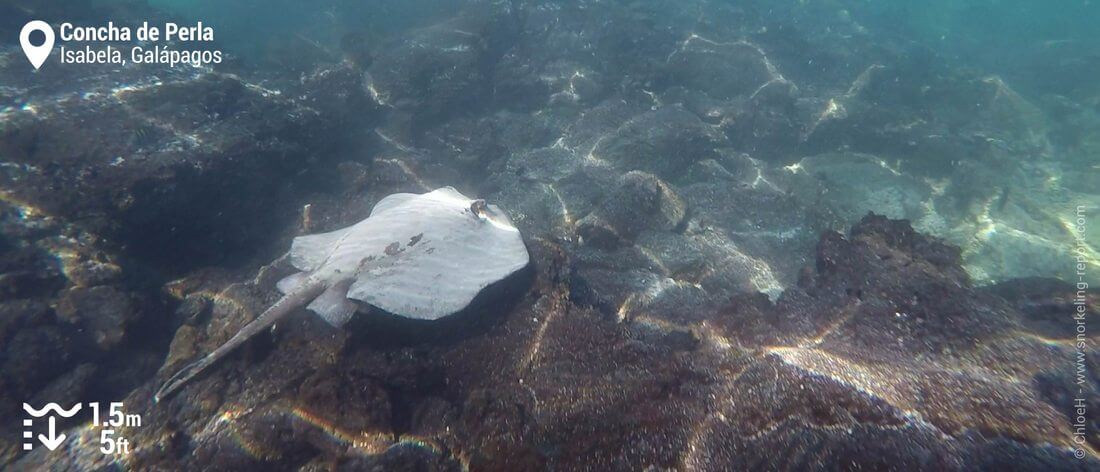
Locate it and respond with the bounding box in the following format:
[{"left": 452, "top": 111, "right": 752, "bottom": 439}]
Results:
[{"left": 576, "top": 171, "right": 686, "bottom": 249}]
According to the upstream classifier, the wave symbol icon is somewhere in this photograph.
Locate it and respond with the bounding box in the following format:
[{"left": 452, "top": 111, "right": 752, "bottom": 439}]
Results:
[{"left": 23, "top": 403, "right": 82, "bottom": 418}]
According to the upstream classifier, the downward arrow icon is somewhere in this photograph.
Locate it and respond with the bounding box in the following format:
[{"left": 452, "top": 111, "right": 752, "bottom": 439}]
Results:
[{"left": 38, "top": 416, "right": 66, "bottom": 451}]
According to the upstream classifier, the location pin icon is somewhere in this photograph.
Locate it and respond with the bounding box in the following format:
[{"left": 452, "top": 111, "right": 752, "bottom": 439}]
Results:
[{"left": 20, "top": 20, "right": 55, "bottom": 70}]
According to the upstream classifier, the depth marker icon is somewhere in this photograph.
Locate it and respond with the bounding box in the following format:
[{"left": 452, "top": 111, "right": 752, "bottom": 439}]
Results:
[{"left": 23, "top": 403, "right": 82, "bottom": 451}]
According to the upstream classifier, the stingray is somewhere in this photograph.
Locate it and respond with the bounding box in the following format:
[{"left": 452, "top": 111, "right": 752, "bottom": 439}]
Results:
[{"left": 154, "top": 187, "right": 529, "bottom": 402}]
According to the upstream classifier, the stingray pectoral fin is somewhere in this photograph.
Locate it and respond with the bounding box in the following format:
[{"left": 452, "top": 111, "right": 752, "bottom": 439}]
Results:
[
  {"left": 289, "top": 227, "right": 354, "bottom": 272},
  {"left": 369, "top": 192, "right": 419, "bottom": 216},
  {"left": 276, "top": 272, "right": 311, "bottom": 295},
  {"left": 307, "top": 280, "right": 357, "bottom": 328}
]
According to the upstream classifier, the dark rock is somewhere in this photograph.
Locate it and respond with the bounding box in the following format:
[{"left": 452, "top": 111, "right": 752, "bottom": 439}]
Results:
[
  {"left": 798, "top": 63, "right": 1052, "bottom": 176},
  {"left": 589, "top": 105, "right": 727, "bottom": 178},
  {"left": 2, "top": 325, "right": 75, "bottom": 398},
  {"left": 56, "top": 285, "right": 139, "bottom": 351},
  {"left": 984, "top": 277, "right": 1099, "bottom": 339},
  {"left": 590, "top": 0, "right": 700, "bottom": 82},
  {"left": 693, "top": 214, "right": 1095, "bottom": 468},
  {"left": 576, "top": 171, "right": 686, "bottom": 249},
  {"left": 0, "top": 51, "right": 379, "bottom": 279},
  {"left": 28, "top": 363, "right": 98, "bottom": 420},
  {"left": 721, "top": 78, "right": 811, "bottom": 159},
  {"left": 0, "top": 299, "right": 52, "bottom": 345},
  {"left": 368, "top": 6, "right": 521, "bottom": 129},
  {"left": 295, "top": 370, "right": 393, "bottom": 441},
  {"left": 298, "top": 63, "right": 384, "bottom": 139},
  {"left": 784, "top": 152, "right": 932, "bottom": 222},
  {"left": 334, "top": 443, "right": 465, "bottom": 471},
  {"left": 663, "top": 38, "right": 782, "bottom": 100}
]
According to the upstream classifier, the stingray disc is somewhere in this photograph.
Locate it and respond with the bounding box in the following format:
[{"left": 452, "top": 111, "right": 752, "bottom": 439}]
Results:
[{"left": 287, "top": 187, "right": 529, "bottom": 320}]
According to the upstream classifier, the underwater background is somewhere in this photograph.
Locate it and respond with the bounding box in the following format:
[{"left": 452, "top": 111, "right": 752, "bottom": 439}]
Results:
[{"left": 0, "top": 0, "right": 1097, "bottom": 470}]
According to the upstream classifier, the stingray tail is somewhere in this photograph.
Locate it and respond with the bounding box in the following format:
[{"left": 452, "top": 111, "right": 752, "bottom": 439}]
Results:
[
  {"left": 154, "top": 355, "right": 214, "bottom": 403},
  {"left": 154, "top": 281, "right": 325, "bottom": 403}
]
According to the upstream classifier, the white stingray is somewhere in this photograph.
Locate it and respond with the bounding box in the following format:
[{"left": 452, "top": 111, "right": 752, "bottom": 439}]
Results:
[{"left": 155, "top": 187, "right": 529, "bottom": 401}]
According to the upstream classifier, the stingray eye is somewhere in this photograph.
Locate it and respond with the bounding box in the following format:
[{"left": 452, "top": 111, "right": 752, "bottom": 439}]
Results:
[{"left": 470, "top": 199, "right": 488, "bottom": 218}]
